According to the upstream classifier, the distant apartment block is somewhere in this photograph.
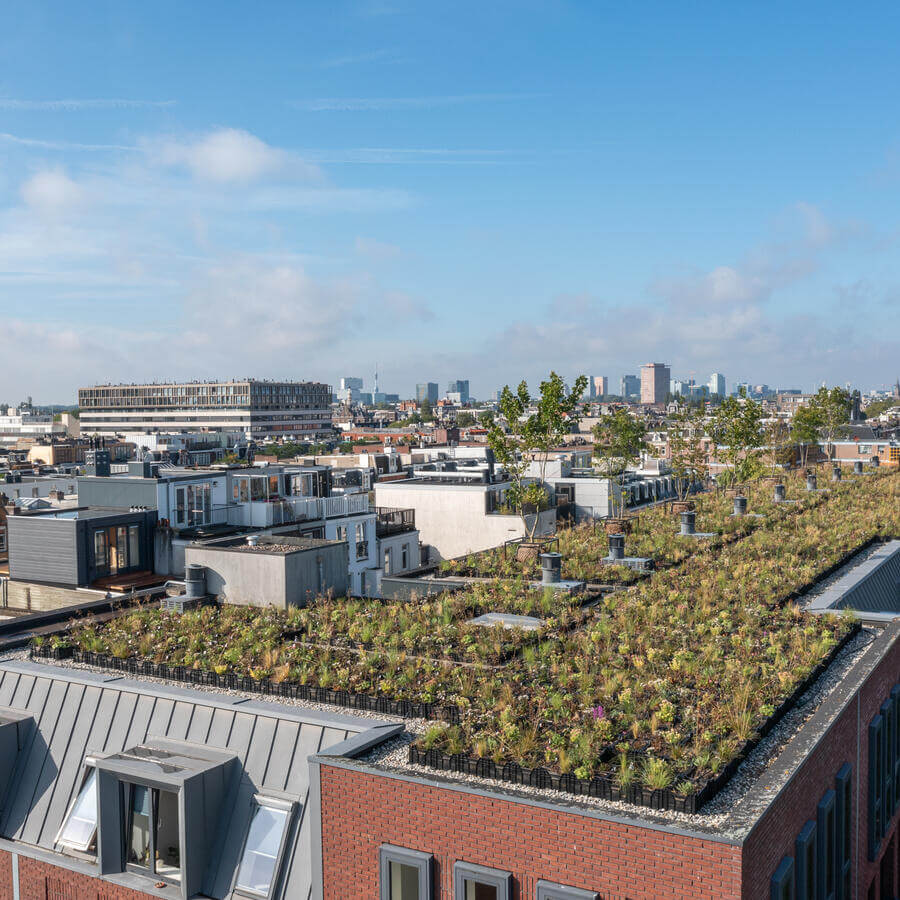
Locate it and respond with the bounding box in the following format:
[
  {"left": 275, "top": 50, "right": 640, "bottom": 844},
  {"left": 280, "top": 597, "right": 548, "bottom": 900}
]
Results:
[
  {"left": 77, "top": 380, "right": 333, "bottom": 440},
  {"left": 709, "top": 372, "right": 726, "bottom": 397},
  {"left": 620, "top": 374, "right": 640, "bottom": 399},
  {"left": 446, "top": 379, "right": 470, "bottom": 403},
  {"left": 416, "top": 382, "right": 439, "bottom": 404},
  {"left": 0, "top": 407, "right": 68, "bottom": 448},
  {"left": 337, "top": 376, "right": 364, "bottom": 403},
  {"left": 640, "top": 362, "right": 670, "bottom": 405},
  {"left": 588, "top": 375, "right": 608, "bottom": 399}
]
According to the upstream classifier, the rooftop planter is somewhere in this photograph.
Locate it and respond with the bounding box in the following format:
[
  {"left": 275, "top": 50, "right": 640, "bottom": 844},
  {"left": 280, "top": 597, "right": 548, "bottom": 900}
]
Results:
[{"left": 53, "top": 469, "right": 900, "bottom": 813}]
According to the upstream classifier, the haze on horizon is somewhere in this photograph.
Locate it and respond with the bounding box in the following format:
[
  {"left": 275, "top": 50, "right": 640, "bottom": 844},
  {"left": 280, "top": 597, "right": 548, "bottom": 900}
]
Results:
[{"left": 1, "top": 1, "right": 899, "bottom": 404}]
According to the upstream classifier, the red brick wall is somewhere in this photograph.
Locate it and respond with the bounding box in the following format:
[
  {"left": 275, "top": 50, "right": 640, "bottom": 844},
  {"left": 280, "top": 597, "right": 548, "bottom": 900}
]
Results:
[
  {"left": 742, "top": 629, "right": 900, "bottom": 900},
  {"left": 0, "top": 851, "right": 157, "bottom": 900},
  {"left": 319, "top": 765, "right": 742, "bottom": 899}
]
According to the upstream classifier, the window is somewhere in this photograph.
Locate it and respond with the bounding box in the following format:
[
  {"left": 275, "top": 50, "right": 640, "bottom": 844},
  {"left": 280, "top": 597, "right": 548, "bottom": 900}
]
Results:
[
  {"left": 384, "top": 548, "right": 392, "bottom": 574},
  {"left": 880, "top": 833, "right": 895, "bottom": 900},
  {"left": 234, "top": 799, "right": 293, "bottom": 899},
  {"left": 56, "top": 768, "right": 98, "bottom": 852},
  {"left": 124, "top": 783, "right": 181, "bottom": 884},
  {"left": 770, "top": 858, "right": 794, "bottom": 900},
  {"left": 817, "top": 789, "right": 836, "bottom": 900},
  {"left": 893, "top": 686, "right": 900, "bottom": 812},
  {"left": 536, "top": 881, "right": 599, "bottom": 900},
  {"left": 94, "top": 530, "right": 108, "bottom": 570},
  {"left": 379, "top": 845, "right": 433, "bottom": 900},
  {"left": 795, "top": 820, "right": 817, "bottom": 900},
  {"left": 870, "top": 714, "right": 885, "bottom": 859},
  {"left": 175, "top": 487, "right": 186, "bottom": 526},
  {"left": 128, "top": 525, "right": 140, "bottom": 567},
  {"left": 402, "top": 544, "right": 409, "bottom": 570},
  {"left": 835, "top": 764, "right": 852, "bottom": 898},
  {"left": 453, "top": 862, "right": 512, "bottom": 900}
]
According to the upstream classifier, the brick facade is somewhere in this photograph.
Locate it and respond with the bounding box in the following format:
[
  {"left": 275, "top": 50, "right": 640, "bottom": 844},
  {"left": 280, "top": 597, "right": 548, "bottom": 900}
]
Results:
[
  {"left": 318, "top": 630, "right": 900, "bottom": 900},
  {"left": 318, "top": 765, "right": 742, "bottom": 899},
  {"left": 0, "top": 851, "right": 157, "bottom": 900}
]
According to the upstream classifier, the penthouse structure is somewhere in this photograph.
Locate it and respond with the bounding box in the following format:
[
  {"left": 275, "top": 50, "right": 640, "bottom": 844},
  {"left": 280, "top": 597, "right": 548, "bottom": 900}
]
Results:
[{"left": 77, "top": 380, "right": 333, "bottom": 441}]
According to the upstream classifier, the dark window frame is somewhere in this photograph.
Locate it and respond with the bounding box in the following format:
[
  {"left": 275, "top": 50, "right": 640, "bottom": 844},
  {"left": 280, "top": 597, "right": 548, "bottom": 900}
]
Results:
[
  {"left": 835, "top": 763, "right": 852, "bottom": 900},
  {"left": 379, "top": 844, "right": 433, "bottom": 900},
  {"left": 796, "top": 820, "right": 817, "bottom": 900},
  {"left": 817, "top": 788, "right": 837, "bottom": 900},
  {"left": 121, "top": 781, "right": 181, "bottom": 886},
  {"left": 453, "top": 861, "right": 513, "bottom": 900},
  {"left": 536, "top": 880, "right": 600, "bottom": 900},
  {"left": 770, "top": 856, "right": 795, "bottom": 900},
  {"left": 870, "top": 714, "right": 885, "bottom": 860}
]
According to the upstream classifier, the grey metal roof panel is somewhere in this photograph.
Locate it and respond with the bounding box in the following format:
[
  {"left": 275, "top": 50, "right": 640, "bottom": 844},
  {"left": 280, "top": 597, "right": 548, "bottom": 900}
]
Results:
[
  {"left": 0, "top": 660, "right": 395, "bottom": 900},
  {"left": 808, "top": 540, "right": 900, "bottom": 616}
]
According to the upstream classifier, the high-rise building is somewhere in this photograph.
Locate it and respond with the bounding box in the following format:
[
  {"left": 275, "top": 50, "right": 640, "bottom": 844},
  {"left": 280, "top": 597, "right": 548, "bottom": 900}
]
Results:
[
  {"left": 337, "top": 377, "right": 364, "bottom": 403},
  {"left": 620, "top": 375, "right": 640, "bottom": 399},
  {"left": 416, "top": 383, "right": 439, "bottom": 405},
  {"left": 446, "top": 380, "right": 470, "bottom": 404},
  {"left": 640, "top": 363, "right": 670, "bottom": 405},
  {"left": 588, "top": 376, "right": 608, "bottom": 399},
  {"left": 77, "top": 380, "right": 334, "bottom": 440},
  {"left": 708, "top": 373, "right": 726, "bottom": 398}
]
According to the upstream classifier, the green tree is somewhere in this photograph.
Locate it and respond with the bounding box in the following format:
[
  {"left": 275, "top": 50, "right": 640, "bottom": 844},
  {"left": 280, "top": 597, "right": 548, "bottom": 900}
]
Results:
[
  {"left": 791, "top": 403, "right": 823, "bottom": 469},
  {"left": 709, "top": 390, "right": 764, "bottom": 486},
  {"left": 487, "top": 371, "right": 588, "bottom": 540},
  {"left": 667, "top": 401, "right": 708, "bottom": 500},
  {"left": 456, "top": 411, "right": 476, "bottom": 427},
  {"left": 810, "top": 386, "right": 850, "bottom": 459},
  {"left": 592, "top": 408, "right": 648, "bottom": 518},
  {"left": 420, "top": 399, "right": 434, "bottom": 422},
  {"left": 764, "top": 418, "right": 793, "bottom": 478}
]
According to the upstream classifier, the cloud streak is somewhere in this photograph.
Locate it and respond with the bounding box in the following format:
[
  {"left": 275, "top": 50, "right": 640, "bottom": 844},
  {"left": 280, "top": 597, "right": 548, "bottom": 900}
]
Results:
[
  {"left": 0, "top": 98, "right": 176, "bottom": 111},
  {"left": 289, "top": 93, "right": 545, "bottom": 111}
]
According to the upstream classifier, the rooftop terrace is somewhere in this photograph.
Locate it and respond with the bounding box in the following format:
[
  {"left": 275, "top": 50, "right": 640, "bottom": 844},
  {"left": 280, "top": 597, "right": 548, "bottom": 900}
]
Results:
[{"left": 50, "top": 468, "right": 900, "bottom": 816}]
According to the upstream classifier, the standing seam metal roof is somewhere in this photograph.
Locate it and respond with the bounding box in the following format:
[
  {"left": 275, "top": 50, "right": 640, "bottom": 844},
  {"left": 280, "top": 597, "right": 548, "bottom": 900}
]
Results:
[{"left": 0, "top": 660, "right": 396, "bottom": 899}]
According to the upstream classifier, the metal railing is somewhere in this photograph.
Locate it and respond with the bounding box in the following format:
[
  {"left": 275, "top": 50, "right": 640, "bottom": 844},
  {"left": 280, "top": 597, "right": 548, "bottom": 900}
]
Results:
[{"left": 374, "top": 507, "right": 416, "bottom": 537}]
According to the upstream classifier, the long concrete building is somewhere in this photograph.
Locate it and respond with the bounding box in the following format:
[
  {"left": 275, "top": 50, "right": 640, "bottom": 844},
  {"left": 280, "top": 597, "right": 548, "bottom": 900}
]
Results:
[{"left": 77, "top": 380, "right": 333, "bottom": 441}]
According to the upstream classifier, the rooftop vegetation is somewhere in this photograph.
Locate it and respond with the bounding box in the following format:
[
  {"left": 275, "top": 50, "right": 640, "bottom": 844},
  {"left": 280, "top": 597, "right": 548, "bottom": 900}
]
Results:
[
  {"left": 60, "top": 468, "right": 899, "bottom": 805},
  {"left": 441, "top": 471, "right": 826, "bottom": 583}
]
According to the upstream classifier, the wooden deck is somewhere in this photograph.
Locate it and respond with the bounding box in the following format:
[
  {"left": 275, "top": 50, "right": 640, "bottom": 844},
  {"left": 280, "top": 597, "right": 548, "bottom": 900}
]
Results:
[{"left": 90, "top": 570, "right": 168, "bottom": 593}]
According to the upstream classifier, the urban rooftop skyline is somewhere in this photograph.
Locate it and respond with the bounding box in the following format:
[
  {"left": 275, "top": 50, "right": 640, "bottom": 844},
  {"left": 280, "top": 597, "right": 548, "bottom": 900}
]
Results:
[{"left": 3, "top": 3, "right": 900, "bottom": 400}]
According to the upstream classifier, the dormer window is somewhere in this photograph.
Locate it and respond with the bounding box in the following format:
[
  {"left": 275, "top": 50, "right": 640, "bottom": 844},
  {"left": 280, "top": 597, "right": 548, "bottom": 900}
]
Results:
[
  {"left": 125, "top": 783, "right": 181, "bottom": 883},
  {"left": 56, "top": 767, "right": 98, "bottom": 853},
  {"left": 234, "top": 796, "right": 295, "bottom": 899}
]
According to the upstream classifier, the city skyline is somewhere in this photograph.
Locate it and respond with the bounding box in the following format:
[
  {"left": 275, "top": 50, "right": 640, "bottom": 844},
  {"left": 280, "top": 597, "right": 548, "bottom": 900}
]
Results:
[{"left": 3, "top": 3, "right": 900, "bottom": 400}]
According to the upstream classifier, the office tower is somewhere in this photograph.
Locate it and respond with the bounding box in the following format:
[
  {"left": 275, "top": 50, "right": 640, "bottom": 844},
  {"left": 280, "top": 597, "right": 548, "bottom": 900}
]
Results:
[
  {"left": 640, "top": 363, "right": 670, "bottom": 405},
  {"left": 708, "top": 373, "right": 726, "bottom": 398}
]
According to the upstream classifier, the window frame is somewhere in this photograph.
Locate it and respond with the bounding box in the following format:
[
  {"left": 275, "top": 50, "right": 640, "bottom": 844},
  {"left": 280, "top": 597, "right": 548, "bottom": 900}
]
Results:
[
  {"left": 796, "top": 820, "right": 817, "bottom": 900},
  {"left": 378, "top": 844, "right": 433, "bottom": 900},
  {"left": 817, "top": 788, "right": 837, "bottom": 900},
  {"left": 870, "top": 714, "right": 885, "bottom": 860},
  {"left": 536, "top": 880, "right": 600, "bottom": 900},
  {"left": 232, "top": 794, "right": 296, "bottom": 900},
  {"left": 453, "top": 861, "right": 513, "bottom": 900},
  {"left": 122, "top": 781, "right": 182, "bottom": 886},
  {"left": 835, "top": 763, "right": 852, "bottom": 900},
  {"left": 770, "top": 857, "right": 794, "bottom": 900},
  {"left": 55, "top": 765, "right": 99, "bottom": 854}
]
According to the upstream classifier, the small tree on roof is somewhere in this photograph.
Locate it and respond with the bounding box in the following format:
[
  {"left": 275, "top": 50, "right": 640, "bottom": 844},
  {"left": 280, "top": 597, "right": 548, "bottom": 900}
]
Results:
[
  {"left": 668, "top": 401, "right": 708, "bottom": 501},
  {"left": 487, "top": 372, "right": 588, "bottom": 541},
  {"left": 592, "top": 407, "right": 648, "bottom": 518},
  {"left": 709, "top": 389, "right": 764, "bottom": 486}
]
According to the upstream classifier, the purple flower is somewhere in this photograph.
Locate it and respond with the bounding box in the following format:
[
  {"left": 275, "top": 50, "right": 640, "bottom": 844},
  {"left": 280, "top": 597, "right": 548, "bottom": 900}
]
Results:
[{"left": 591, "top": 704, "right": 605, "bottom": 720}]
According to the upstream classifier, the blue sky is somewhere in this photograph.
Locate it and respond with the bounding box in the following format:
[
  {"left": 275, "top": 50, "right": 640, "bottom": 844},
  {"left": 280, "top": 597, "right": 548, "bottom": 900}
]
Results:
[{"left": 1, "top": 1, "right": 899, "bottom": 402}]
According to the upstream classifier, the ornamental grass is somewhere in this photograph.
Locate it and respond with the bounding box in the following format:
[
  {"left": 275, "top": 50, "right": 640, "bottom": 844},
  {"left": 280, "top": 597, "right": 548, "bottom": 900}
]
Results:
[{"left": 65, "top": 469, "right": 899, "bottom": 797}]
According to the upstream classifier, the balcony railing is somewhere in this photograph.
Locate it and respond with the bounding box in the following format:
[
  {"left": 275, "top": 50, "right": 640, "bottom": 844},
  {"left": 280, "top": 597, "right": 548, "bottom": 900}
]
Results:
[{"left": 374, "top": 507, "right": 416, "bottom": 537}]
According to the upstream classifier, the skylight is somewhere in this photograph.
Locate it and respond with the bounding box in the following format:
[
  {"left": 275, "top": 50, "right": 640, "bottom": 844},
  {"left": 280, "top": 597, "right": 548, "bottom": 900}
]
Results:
[
  {"left": 234, "top": 800, "right": 293, "bottom": 898},
  {"left": 56, "top": 768, "right": 98, "bottom": 852}
]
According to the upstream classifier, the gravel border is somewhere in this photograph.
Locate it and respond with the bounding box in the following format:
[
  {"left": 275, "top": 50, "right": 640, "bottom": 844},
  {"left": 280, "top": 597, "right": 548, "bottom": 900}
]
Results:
[{"left": 353, "top": 625, "right": 879, "bottom": 837}]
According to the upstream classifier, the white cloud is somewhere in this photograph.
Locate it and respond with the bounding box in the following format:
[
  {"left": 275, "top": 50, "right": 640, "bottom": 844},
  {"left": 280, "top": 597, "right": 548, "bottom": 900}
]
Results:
[
  {"left": 0, "top": 98, "right": 175, "bottom": 111},
  {"left": 290, "top": 93, "right": 544, "bottom": 111},
  {"left": 149, "top": 128, "right": 321, "bottom": 183},
  {"left": 20, "top": 168, "right": 85, "bottom": 213}
]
